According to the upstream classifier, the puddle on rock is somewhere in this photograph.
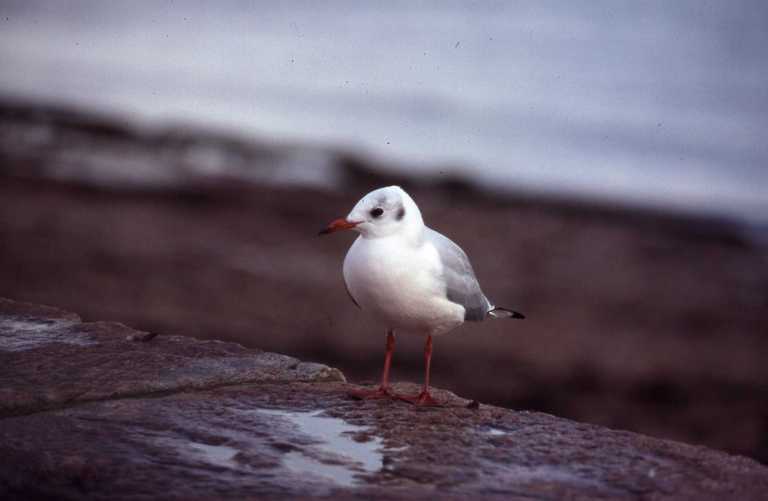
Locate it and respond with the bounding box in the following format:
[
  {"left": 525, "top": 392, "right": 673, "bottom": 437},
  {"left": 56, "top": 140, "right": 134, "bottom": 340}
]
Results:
[
  {"left": 156, "top": 435, "right": 243, "bottom": 471},
  {"left": 257, "top": 409, "right": 387, "bottom": 487},
  {"left": 187, "top": 442, "right": 239, "bottom": 469},
  {"left": 0, "top": 316, "right": 92, "bottom": 352}
]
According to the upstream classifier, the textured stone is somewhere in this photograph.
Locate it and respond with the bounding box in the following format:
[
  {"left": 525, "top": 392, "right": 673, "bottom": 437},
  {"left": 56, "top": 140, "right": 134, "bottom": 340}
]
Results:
[
  {"left": 1, "top": 298, "right": 767, "bottom": 500},
  {"left": 0, "top": 298, "right": 344, "bottom": 417}
]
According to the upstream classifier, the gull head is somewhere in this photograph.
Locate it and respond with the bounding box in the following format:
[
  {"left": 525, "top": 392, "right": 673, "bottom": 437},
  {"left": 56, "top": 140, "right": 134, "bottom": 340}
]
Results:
[{"left": 319, "top": 185, "right": 423, "bottom": 239}]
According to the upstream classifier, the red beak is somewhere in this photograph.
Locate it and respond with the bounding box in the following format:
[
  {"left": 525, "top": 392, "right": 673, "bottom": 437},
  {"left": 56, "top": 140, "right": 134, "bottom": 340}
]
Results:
[{"left": 318, "top": 218, "right": 360, "bottom": 236}]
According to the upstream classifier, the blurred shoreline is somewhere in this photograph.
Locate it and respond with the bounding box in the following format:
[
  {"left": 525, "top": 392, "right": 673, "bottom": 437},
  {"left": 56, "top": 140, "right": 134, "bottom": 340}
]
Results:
[
  {"left": 1, "top": 97, "right": 764, "bottom": 247},
  {"left": 1, "top": 100, "right": 767, "bottom": 463}
]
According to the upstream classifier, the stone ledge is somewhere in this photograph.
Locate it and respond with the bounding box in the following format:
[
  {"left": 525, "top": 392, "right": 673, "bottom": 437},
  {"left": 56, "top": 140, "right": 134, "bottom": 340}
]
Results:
[
  {"left": 1, "top": 298, "right": 766, "bottom": 500},
  {"left": 0, "top": 298, "right": 344, "bottom": 417}
]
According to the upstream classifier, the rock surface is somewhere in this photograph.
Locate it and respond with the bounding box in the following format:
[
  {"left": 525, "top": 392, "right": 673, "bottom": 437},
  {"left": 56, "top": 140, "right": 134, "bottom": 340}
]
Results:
[
  {"left": 1, "top": 299, "right": 767, "bottom": 500},
  {"left": 0, "top": 298, "right": 343, "bottom": 417}
]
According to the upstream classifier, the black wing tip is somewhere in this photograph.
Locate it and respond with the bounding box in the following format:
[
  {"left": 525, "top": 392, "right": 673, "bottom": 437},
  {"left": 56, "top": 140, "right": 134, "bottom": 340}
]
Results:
[{"left": 488, "top": 307, "right": 526, "bottom": 320}]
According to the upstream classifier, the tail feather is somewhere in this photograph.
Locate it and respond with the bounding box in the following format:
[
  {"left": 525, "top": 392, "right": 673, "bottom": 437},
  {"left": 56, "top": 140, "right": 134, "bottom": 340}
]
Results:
[{"left": 487, "top": 307, "right": 525, "bottom": 319}]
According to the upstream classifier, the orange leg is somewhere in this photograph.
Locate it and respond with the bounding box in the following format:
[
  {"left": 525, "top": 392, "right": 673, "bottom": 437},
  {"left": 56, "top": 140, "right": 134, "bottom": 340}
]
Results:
[
  {"left": 348, "top": 330, "right": 396, "bottom": 399},
  {"left": 399, "top": 334, "right": 440, "bottom": 406}
]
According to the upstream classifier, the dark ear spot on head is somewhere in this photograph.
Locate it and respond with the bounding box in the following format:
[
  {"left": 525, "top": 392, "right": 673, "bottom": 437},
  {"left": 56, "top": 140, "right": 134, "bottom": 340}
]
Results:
[{"left": 396, "top": 207, "right": 405, "bottom": 221}]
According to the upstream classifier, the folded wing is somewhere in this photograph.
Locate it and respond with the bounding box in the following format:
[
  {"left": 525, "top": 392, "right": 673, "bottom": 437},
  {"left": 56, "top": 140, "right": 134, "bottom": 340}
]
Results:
[{"left": 425, "top": 227, "right": 492, "bottom": 321}]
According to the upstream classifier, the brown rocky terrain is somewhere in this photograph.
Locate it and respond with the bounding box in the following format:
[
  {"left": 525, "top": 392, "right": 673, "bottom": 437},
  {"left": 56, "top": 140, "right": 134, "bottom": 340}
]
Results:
[
  {"left": 3, "top": 298, "right": 768, "bottom": 500},
  {"left": 1, "top": 101, "right": 767, "bottom": 466}
]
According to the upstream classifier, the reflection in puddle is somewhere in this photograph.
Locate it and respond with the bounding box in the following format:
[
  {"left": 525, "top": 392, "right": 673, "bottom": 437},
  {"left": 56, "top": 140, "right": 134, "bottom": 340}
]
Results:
[
  {"left": 188, "top": 442, "right": 239, "bottom": 469},
  {"left": 282, "top": 452, "right": 360, "bottom": 486},
  {"left": 486, "top": 427, "right": 508, "bottom": 436},
  {"left": 257, "top": 409, "right": 385, "bottom": 487}
]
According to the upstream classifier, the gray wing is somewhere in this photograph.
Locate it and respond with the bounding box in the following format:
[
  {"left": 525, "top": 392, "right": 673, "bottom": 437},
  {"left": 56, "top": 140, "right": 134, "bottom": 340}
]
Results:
[
  {"left": 344, "top": 280, "right": 361, "bottom": 309},
  {"left": 425, "top": 227, "right": 492, "bottom": 321}
]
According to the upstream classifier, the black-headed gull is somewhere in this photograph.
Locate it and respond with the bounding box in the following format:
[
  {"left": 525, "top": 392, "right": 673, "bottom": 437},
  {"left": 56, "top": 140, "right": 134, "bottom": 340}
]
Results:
[{"left": 320, "top": 186, "right": 524, "bottom": 405}]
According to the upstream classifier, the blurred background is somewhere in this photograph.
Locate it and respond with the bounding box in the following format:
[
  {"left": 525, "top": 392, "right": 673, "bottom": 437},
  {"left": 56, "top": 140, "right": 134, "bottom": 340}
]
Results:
[{"left": 1, "top": 1, "right": 767, "bottom": 462}]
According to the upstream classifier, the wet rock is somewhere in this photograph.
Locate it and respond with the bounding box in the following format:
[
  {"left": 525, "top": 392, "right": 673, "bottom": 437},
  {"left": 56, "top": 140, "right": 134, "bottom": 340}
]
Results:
[
  {"left": 0, "top": 298, "right": 344, "bottom": 417},
  {"left": 1, "top": 298, "right": 767, "bottom": 500}
]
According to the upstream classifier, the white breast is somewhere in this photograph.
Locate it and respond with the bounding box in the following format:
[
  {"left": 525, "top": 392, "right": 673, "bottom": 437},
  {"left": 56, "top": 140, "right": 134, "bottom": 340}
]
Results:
[{"left": 343, "top": 234, "right": 465, "bottom": 336}]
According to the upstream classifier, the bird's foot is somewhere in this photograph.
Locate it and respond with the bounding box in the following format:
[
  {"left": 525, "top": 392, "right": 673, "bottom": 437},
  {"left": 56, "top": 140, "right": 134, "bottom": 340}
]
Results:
[
  {"left": 347, "top": 385, "right": 395, "bottom": 400},
  {"left": 398, "top": 390, "right": 441, "bottom": 407}
]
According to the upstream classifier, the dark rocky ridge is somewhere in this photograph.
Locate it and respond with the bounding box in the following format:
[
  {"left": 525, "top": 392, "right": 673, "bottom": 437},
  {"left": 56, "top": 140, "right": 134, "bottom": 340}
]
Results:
[
  {"left": 1, "top": 100, "right": 767, "bottom": 465},
  {"left": 0, "top": 96, "right": 758, "bottom": 242},
  {"left": 0, "top": 297, "right": 343, "bottom": 417},
  {"left": 2, "top": 298, "right": 767, "bottom": 500}
]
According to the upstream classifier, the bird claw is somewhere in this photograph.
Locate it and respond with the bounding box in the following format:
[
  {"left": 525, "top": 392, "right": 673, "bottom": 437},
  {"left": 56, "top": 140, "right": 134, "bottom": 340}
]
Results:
[
  {"left": 347, "top": 386, "right": 395, "bottom": 400},
  {"left": 398, "top": 390, "right": 441, "bottom": 407}
]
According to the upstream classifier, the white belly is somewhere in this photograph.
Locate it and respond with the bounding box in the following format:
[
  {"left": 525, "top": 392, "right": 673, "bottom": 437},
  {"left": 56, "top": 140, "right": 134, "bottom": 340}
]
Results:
[{"left": 343, "top": 235, "right": 464, "bottom": 336}]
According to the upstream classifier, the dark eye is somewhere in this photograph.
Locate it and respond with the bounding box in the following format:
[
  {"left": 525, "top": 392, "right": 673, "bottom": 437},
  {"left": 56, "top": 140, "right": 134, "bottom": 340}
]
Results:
[{"left": 370, "top": 207, "right": 384, "bottom": 218}]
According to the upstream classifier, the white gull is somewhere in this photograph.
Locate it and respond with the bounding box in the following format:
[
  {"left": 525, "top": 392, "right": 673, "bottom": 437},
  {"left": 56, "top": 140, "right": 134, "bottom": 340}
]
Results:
[{"left": 320, "top": 186, "right": 524, "bottom": 405}]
